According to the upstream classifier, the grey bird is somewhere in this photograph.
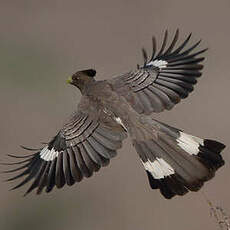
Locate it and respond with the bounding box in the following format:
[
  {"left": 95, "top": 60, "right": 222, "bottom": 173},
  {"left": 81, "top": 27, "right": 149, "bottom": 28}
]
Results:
[{"left": 4, "top": 30, "right": 225, "bottom": 199}]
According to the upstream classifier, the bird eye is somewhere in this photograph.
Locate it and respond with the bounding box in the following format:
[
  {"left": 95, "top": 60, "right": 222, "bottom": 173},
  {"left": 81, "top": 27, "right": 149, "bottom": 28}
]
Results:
[{"left": 72, "top": 75, "right": 79, "bottom": 81}]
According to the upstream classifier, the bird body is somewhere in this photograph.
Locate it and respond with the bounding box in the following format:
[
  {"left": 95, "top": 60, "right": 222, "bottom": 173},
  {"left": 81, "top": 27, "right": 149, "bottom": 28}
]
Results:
[{"left": 4, "top": 30, "right": 225, "bottom": 199}]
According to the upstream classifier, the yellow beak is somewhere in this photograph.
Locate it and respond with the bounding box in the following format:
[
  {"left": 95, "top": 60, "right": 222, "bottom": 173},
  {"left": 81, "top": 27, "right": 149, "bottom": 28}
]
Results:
[{"left": 66, "top": 76, "right": 72, "bottom": 84}]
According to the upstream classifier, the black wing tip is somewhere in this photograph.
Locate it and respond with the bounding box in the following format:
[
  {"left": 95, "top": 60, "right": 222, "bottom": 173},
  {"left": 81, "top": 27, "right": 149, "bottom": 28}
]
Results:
[
  {"left": 23, "top": 189, "right": 42, "bottom": 197},
  {"left": 23, "top": 192, "right": 29, "bottom": 197},
  {"left": 20, "top": 145, "right": 41, "bottom": 151},
  {"left": 141, "top": 29, "right": 207, "bottom": 65},
  {"left": 9, "top": 183, "right": 24, "bottom": 191},
  {"left": 142, "top": 48, "right": 148, "bottom": 66},
  {"left": 3, "top": 152, "right": 43, "bottom": 192},
  {"left": 3, "top": 137, "right": 73, "bottom": 195},
  {"left": 200, "top": 48, "right": 209, "bottom": 55},
  {"left": 164, "top": 29, "right": 168, "bottom": 36},
  {"left": 7, "top": 154, "right": 32, "bottom": 159},
  {"left": 139, "top": 29, "right": 205, "bottom": 69}
]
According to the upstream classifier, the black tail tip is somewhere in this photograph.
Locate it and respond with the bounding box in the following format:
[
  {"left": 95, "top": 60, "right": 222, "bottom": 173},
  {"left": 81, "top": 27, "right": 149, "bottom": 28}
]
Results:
[
  {"left": 204, "top": 139, "right": 226, "bottom": 153},
  {"left": 145, "top": 139, "right": 226, "bottom": 199},
  {"left": 198, "top": 139, "right": 225, "bottom": 172}
]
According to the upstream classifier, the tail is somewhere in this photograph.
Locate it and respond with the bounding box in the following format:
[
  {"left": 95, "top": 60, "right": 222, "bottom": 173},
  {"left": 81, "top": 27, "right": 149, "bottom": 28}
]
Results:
[{"left": 132, "top": 119, "right": 225, "bottom": 199}]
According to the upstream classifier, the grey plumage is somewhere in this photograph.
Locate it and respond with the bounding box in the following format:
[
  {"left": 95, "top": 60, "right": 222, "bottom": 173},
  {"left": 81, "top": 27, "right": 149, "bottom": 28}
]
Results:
[
  {"left": 4, "top": 30, "right": 225, "bottom": 199},
  {"left": 67, "top": 148, "right": 83, "bottom": 182}
]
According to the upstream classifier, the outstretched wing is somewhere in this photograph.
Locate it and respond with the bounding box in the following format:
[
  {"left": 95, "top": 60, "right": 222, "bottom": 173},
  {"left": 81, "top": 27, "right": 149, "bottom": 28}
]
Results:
[
  {"left": 109, "top": 29, "right": 207, "bottom": 115},
  {"left": 3, "top": 96, "right": 127, "bottom": 195}
]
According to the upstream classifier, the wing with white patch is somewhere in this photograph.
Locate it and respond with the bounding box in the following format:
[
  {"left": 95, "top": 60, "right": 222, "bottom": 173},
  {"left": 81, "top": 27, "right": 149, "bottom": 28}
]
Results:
[
  {"left": 109, "top": 29, "right": 207, "bottom": 115},
  {"left": 4, "top": 97, "right": 127, "bottom": 195}
]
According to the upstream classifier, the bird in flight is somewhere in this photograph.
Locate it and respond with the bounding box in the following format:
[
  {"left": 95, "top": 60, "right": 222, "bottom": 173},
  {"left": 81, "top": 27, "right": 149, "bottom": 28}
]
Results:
[{"left": 4, "top": 30, "right": 225, "bottom": 199}]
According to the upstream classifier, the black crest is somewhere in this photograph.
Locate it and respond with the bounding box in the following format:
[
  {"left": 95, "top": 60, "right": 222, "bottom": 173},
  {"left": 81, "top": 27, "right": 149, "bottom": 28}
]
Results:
[{"left": 82, "top": 69, "right": 96, "bottom": 77}]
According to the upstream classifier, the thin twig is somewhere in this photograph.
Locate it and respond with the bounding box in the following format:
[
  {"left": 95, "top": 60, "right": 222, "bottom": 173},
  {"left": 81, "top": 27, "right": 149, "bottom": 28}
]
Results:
[{"left": 202, "top": 191, "right": 230, "bottom": 230}]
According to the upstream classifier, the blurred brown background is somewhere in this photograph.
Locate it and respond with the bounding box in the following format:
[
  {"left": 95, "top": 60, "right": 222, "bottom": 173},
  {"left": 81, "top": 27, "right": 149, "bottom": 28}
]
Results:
[{"left": 0, "top": 0, "right": 229, "bottom": 230}]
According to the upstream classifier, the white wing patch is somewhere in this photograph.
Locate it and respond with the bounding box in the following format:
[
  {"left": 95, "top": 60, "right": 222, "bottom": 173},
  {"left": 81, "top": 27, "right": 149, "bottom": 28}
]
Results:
[
  {"left": 177, "top": 132, "right": 204, "bottom": 155},
  {"left": 115, "top": 117, "right": 127, "bottom": 131},
  {"left": 103, "top": 108, "right": 127, "bottom": 132},
  {"left": 141, "top": 158, "right": 175, "bottom": 179},
  {"left": 40, "top": 146, "right": 59, "bottom": 161},
  {"left": 147, "top": 59, "right": 168, "bottom": 69}
]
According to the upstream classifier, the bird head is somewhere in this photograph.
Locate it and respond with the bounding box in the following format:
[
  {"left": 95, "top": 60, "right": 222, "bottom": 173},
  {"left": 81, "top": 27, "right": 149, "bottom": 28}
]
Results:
[{"left": 67, "top": 69, "right": 96, "bottom": 91}]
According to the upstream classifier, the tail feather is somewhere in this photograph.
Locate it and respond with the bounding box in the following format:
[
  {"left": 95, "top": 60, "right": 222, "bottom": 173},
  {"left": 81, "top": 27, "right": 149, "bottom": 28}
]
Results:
[{"left": 132, "top": 119, "right": 225, "bottom": 199}]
